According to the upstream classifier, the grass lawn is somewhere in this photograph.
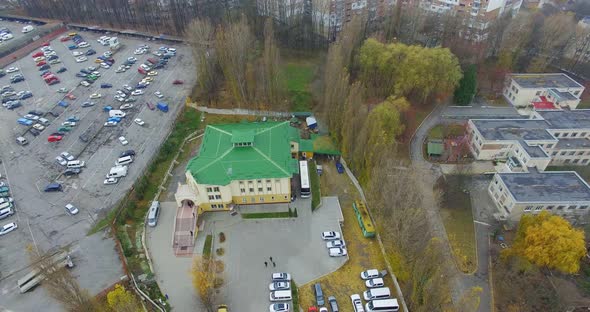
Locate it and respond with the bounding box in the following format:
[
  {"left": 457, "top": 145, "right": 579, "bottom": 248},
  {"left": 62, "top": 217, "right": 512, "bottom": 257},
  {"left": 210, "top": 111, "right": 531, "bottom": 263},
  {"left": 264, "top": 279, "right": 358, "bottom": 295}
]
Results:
[
  {"left": 298, "top": 159, "right": 391, "bottom": 309},
  {"left": 435, "top": 175, "right": 477, "bottom": 273},
  {"left": 427, "top": 123, "right": 466, "bottom": 140},
  {"left": 577, "top": 99, "right": 590, "bottom": 109},
  {"left": 547, "top": 165, "right": 590, "bottom": 183},
  {"left": 203, "top": 234, "right": 213, "bottom": 257},
  {"left": 309, "top": 161, "right": 321, "bottom": 211},
  {"left": 282, "top": 61, "right": 316, "bottom": 112}
]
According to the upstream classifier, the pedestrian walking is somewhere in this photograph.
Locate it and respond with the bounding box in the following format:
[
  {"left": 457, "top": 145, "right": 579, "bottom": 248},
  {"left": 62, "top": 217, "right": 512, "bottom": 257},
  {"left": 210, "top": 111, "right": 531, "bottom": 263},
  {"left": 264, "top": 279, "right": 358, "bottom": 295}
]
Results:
[
  {"left": 270, "top": 256, "right": 273, "bottom": 262},
  {"left": 265, "top": 261, "right": 268, "bottom": 267},
  {"left": 272, "top": 262, "right": 276, "bottom": 267}
]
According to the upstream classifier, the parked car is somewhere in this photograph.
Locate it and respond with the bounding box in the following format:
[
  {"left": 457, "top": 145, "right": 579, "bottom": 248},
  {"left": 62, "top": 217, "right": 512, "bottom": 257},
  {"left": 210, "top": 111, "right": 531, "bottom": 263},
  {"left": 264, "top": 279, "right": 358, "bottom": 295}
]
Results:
[
  {"left": 120, "top": 150, "right": 136, "bottom": 157},
  {"left": 56, "top": 67, "right": 67, "bottom": 73},
  {"left": 104, "top": 177, "right": 118, "bottom": 185},
  {"left": 328, "top": 247, "right": 347, "bottom": 257},
  {"left": 328, "top": 296, "right": 339, "bottom": 312},
  {"left": 360, "top": 269, "right": 381, "bottom": 280},
  {"left": 350, "top": 294, "right": 365, "bottom": 312},
  {"left": 0, "top": 222, "right": 17, "bottom": 235},
  {"left": 335, "top": 161, "right": 345, "bottom": 174},
  {"left": 65, "top": 204, "right": 79, "bottom": 215},
  {"left": 321, "top": 231, "right": 341, "bottom": 240},
  {"left": 118, "top": 136, "right": 128, "bottom": 145},
  {"left": 326, "top": 239, "right": 345, "bottom": 248},
  {"left": 271, "top": 273, "right": 291, "bottom": 281},
  {"left": 269, "top": 281, "right": 290, "bottom": 291},
  {"left": 101, "top": 83, "right": 112, "bottom": 88},
  {"left": 44, "top": 182, "right": 62, "bottom": 192},
  {"left": 134, "top": 118, "right": 144, "bottom": 126},
  {"left": 173, "top": 79, "right": 184, "bottom": 85},
  {"left": 269, "top": 303, "right": 290, "bottom": 312},
  {"left": 365, "top": 278, "right": 385, "bottom": 288},
  {"left": 47, "top": 134, "right": 63, "bottom": 142}
]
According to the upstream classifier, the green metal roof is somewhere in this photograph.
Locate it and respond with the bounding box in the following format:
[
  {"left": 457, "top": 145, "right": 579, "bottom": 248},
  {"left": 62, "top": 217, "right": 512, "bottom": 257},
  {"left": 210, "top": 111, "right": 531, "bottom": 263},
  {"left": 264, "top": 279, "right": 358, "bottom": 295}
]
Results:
[
  {"left": 299, "top": 134, "right": 341, "bottom": 155},
  {"left": 427, "top": 140, "right": 444, "bottom": 155},
  {"left": 187, "top": 121, "right": 300, "bottom": 186}
]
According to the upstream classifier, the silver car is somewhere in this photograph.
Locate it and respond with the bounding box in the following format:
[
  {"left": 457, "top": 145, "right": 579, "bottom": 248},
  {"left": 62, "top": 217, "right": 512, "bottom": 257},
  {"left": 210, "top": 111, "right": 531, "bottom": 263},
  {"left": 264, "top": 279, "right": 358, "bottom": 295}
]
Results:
[{"left": 0, "top": 222, "right": 17, "bottom": 235}]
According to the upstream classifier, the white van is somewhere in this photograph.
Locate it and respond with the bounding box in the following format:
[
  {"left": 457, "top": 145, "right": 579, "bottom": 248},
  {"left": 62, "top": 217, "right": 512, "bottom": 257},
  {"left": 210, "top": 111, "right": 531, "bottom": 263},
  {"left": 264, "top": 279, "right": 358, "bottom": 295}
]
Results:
[
  {"left": 365, "top": 299, "right": 399, "bottom": 312},
  {"left": 106, "top": 166, "right": 128, "bottom": 178},
  {"left": 269, "top": 290, "right": 292, "bottom": 302},
  {"left": 116, "top": 155, "right": 133, "bottom": 166},
  {"left": 363, "top": 287, "right": 391, "bottom": 301},
  {"left": 66, "top": 160, "right": 85, "bottom": 169},
  {"left": 109, "top": 110, "right": 126, "bottom": 118},
  {"left": 147, "top": 201, "right": 160, "bottom": 227},
  {"left": 22, "top": 25, "right": 34, "bottom": 33}
]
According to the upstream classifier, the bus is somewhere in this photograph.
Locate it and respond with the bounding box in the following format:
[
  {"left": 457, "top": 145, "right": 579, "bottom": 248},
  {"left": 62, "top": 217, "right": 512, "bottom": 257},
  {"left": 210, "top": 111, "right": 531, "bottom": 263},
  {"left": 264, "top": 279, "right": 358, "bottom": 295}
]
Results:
[
  {"left": 353, "top": 201, "right": 376, "bottom": 238},
  {"left": 299, "top": 160, "right": 311, "bottom": 198}
]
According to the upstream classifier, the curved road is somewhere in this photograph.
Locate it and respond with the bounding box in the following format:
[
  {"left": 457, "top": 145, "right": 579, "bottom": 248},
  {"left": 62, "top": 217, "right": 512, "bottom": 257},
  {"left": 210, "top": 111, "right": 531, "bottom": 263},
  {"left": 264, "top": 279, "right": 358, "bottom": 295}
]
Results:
[{"left": 409, "top": 103, "right": 492, "bottom": 312}]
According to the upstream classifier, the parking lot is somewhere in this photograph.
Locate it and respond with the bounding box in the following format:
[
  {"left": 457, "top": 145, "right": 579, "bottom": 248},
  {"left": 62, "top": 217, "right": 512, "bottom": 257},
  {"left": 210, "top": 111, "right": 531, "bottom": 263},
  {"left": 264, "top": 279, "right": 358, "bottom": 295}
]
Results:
[
  {"left": 0, "top": 26, "right": 196, "bottom": 311},
  {"left": 0, "top": 19, "right": 39, "bottom": 46}
]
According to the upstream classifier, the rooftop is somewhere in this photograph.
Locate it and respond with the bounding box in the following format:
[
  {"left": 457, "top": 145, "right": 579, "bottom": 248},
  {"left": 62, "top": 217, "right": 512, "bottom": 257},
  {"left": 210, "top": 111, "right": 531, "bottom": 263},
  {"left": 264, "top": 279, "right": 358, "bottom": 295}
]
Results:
[
  {"left": 186, "top": 121, "right": 300, "bottom": 185},
  {"left": 537, "top": 109, "right": 590, "bottom": 130},
  {"left": 549, "top": 88, "right": 579, "bottom": 101},
  {"left": 555, "top": 138, "right": 590, "bottom": 149},
  {"left": 511, "top": 73, "right": 583, "bottom": 89},
  {"left": 471, "top": 119, "right": 554, "bottom": 141},
  {"left": 299, "top": 134, "right": 340, "bottom": 156},
  {"left": 532, "top": 96, "right": 556, "bottom": 110},
  {"left": 499, "top": 171, "right": 590, "bottom": 203},
  {"left": 521, "top": 144, "right": 549, "bottom": 158}
]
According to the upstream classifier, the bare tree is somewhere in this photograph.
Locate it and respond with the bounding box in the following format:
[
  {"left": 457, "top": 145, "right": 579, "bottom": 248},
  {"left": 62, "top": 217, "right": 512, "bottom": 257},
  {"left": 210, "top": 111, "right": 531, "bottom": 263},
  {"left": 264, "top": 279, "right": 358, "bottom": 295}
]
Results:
[
  {"left": 187, "top": 18, "right": 221, "bottom": 105},
  {"left": 259, "top": 18, "right": 285, "bottom": 109}
]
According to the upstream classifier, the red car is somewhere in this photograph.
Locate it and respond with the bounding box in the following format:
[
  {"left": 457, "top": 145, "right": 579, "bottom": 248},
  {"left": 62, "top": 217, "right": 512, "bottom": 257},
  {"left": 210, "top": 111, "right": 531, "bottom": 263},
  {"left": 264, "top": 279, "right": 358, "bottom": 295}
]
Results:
[
  {"left": 138, "top": 68, "right": 147, "bottom": 75},
  {"left": 32, "top": 51, "right": 43, "bottom": 58},
  {"left": 36, "top": 61, "right": 47, "bottom": 66},
  {"left": 43, "top": 74, "right": 56, "bottom": 81},
  {"left": 59, "top": 36, "right": 70, "bottom": 42},
  {"left": 146, "top": 102, "right": 155, "bottom": 110},
  {"left": 308, "top": 307, "right": 318, "bottom": 312},
  {"left": 66, "top": 93, "right": 76, "bottom": 100},
  {"left": 48, "top": 79, "right": 60, "bottom": 85},
  {"left": 172, "top": 80, "right": 184, "bottom": 85},
  {"left": 41, "top": 42, "right": 50, "bottom": 47},
  {"left": 47, "top": 134, "right": 63, "bottom": 142}
]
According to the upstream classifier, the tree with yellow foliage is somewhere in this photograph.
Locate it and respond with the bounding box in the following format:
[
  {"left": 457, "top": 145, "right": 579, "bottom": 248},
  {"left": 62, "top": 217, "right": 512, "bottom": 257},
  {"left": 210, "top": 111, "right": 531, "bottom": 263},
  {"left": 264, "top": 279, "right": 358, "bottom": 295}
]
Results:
[
  {"left": 503, "top": 211, "right": 586, "bottom": 274},
  {"left": 106, "top": 284, "right": 142, "bottom": 312},
  {"left": 192, "top": 255, "right": 216, "bottom": 311}
]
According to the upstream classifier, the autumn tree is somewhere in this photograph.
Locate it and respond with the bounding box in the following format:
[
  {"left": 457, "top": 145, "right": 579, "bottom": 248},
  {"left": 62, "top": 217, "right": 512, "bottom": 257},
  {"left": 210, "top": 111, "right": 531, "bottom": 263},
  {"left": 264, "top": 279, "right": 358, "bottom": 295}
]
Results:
[
  {"left": 187, "top": 18, "right": 221, "bottom": 105},
  {"left": 497, "top": 12, "right": 535, "bottom": 71},
  {"left": 27, "top": 247, "right": 99, "bottom": 312},
  {"left": 215, "top": 17, "right": 255, "bottom": 106},
  {"left": 528, "top": 12, "right": 576, "bottom": 72},
  {"left": 340, "top": 82, "right": 368, "bottom": 171},
  {"left": 503, "top": 211, "right": 586, "bottom": 274},
  {"left": 259, "top": 18, "right": 285, "bottom": 109},
  {"left": 566, "top": 25, "right": 590, "bottom": 70},
  {"left": 454, "top": 64, "right": 477, "bottom": 106},
  {"left": 106, "top": 284, "right": 142, "bottom": 312},
  {"left": 192, "top": 255, "right": 225, "bottom": 312}
]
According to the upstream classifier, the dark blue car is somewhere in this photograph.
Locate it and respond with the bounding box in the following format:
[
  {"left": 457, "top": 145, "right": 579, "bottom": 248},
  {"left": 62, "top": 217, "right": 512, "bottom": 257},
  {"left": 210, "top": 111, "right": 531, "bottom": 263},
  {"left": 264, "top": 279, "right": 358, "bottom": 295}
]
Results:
[
  {"left": 335, "top": 161, "right": 344, "bottom": 174},
  {"left": 80, "top": 69, "right": 90, "bottom": 74},
  {"left": 19, "top": 92, "right": 32, "bottom": 100},
  {"left": 100, "top": 83, "right": 112, "bottom": 88},
  {"left": 75, "top": 73, "right": 87, "bottom": 78},
  {"left": 38, "top": 64, "right": 50, "bottom": 71},
  {"left": 86, "top": 49, "right": 96, "bottom": 56},
  {"left": 56, "top": 67, "right": 67, "bottom": 73}
]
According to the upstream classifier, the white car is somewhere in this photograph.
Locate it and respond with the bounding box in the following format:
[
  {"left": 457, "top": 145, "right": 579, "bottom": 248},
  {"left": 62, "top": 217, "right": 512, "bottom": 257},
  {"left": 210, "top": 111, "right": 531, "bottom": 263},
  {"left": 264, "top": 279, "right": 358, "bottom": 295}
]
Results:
[
  {"left": 62, "top": 121, "right": 76, "bottom": 127},
  {"left": 80, "top": 81, "right": 90, "bottom": 87},
  {"left": 89, "top": 93, "right": 102, "bottom": 99},
  {"left": 319, "top": 308, "right": 328, "bottom": 312},
  {"left": 134, "top": 118, "right": 145, "bottom": 126},
  {"left": 6, "top": 67, "right": 18, "bottom": 73},
  {"left": 326, "top": 239, "right": 345, "bottom": 248},
  {"left": 60, "top": 152, "right": 75, "bottom": 161},
  {"left": 271, "top": 273, "right": 291, "bottom": 281},
  {"left": 44, "top": 51, "right": 57, "bottom": 57},
  {"left": 104, "top": 121, "right": 118, "bottom": 127},
  {"left": 269, "top": 281, "right": 290, "bottom": 291},
  {"left": 33, "top": 56, "right": 45, "bottom": 62},
  {"left": 360, "top": 269, "right": 381, "bottom": 280},
  {"left": 100, "top": 63, "right": 110, "bottom": 69},
  {"left": 48, "top": 59, "right": 61, "bottom": 65},
  {"left": 269, "top": 303, "right": 290, "bottom": 312},
  {"left": 2, "top": 34, "right": 13, "bottom": 40},
  {"left": 115, "top": 68, "right": 126, "bottom": 73},
  {"left": 321, "top": 231, "right": 341, "bottom": 240},
  {"left": 65, "top": 204, "right": 79, "bottom": 215},
  {"left": 142, "top": 77, "right": 154, "bottom": 82},
  {"left": 350, "top": 294, "right": 365, "bottom": 312},
  {"left": 131, "top": 90, "right": 144, "bottom": 96},
  {"left": 139, "top": 64, "right": 151, "bottom": 71},
  {"left": 78, "top": 42, "right": 89, "bottom": 48},
  {"left": 119, "top": 136, "right": 129, "bottom": 145},
  {"left": 32, "top": 123, "right": 45, "bottom": 131},
  {"left": 328, "top": 247, "right": 347, "bottom": 257},
  {"left": 72, "top": 51, "right": 83, "bottom": 56},
  {"left": 75, "top": 56, "right": 88, "bottom": 63},
  {"left": 41, "top": 46, "right": 53, "bottom": 52},
  {"left": 104, "top": 177, "right": 118, "bottom": 185},
  {"left": 120, "top": 103, "right": 134, "bottom": 110},
  {"left": 0, "top": 222, "right": 17, "bottom": 235},
  {"left": 23, "top": 114, "right": 40, "bottom": 121},
  {"left": 147, "top": 71, "right": 158, "bottom": 76},
  {"left": 55, "top": 156, "right": 67, "bottom": 166},
  {"left": 127, "top": 57, "right": 137, "bottom": 62},
  {"left": 154, "top": 91, "right": 163, "bottom": 98},
  {"left": 103, "top": 51, "right": 112, "bottom": 57},
  {"left": 57, "top": 87, "right": 69, "bottom": 93},
  {"left": 134, "top": 49, "right": 145, "bottom": 55},
  {"left": 365, "top": 277, "right": 384, "bottom": 288}
]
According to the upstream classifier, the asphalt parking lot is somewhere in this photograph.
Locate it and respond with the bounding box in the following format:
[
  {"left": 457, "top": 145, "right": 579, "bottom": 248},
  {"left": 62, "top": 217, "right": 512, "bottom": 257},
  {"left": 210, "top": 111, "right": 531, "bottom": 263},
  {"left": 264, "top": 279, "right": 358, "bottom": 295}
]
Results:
[
  {"left": 0, "top": 19, "right": 38, "bottom": 45},
  {"left": 0, "top": 27, "right": 196, "bottom": 311}
]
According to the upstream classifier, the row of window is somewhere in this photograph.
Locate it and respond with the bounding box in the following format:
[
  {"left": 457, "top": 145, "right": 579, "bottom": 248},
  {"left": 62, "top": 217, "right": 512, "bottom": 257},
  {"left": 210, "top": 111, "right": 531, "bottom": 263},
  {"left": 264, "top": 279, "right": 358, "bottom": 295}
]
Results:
[
  {"left": 240, "top": 195, "right": 288, "bottom": 203},
  {"left": 524, "top": 204, "right": 589, "bottom": 211},
  {"left": 559, "top": 158, "right": 590, "bottom": 165},
  {"left": 241, "top": 187, "right": 273, "bottom": 194},
  {"left": 551, "top": 150, "right": 590, "bottom": 156},
  {"left": 553, "top": 131, "right": 587, "bottom": 138}
]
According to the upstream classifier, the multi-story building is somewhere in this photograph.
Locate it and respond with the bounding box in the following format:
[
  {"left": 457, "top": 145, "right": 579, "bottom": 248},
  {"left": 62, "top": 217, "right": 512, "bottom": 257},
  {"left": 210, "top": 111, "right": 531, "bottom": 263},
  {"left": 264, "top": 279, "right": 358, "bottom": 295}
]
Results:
[
  {"left": 503, "top": 73, "right": 585, "bottom": 108},
  {"left": 175, "top": 121, "right": 301, "bottom": 212},
  {"left": 467, "top": 109, "right": 590, "bottom": 171},
  {"left": 488, "top": 169, "right": 590, "bottom": 221},
  {"left": 256, "top": 0, "right": 308, "bottom": 22}
]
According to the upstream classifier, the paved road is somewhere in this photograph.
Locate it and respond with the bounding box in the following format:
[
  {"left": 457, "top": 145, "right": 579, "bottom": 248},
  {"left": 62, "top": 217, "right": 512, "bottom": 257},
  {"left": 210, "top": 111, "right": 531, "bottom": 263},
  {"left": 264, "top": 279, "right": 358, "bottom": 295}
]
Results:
[
  {"left": 409, "top": 103, "right": 493, "bottom": 312},
  {"left": 0, "top": 26, "right": 196, "bottom": 311}
]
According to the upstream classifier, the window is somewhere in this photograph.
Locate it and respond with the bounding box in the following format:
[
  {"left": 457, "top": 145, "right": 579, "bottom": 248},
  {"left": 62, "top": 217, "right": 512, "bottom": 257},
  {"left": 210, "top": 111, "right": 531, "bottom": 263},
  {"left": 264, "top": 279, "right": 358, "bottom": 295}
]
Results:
[
  {"left": 241, "top": 188, "right": 245, "bottom": 194},
  {"left": 554, "top": 133, "right": 560, "bottom": 138},
  {"left": 524, "top": 206, "right": 533, "bottom": 211},
  {"left": 258, "top": 187, "right": 263, "bottom": 192},
  {"left": 211, "top": 204, "right": 217, "bottom": 209},
  {"left": 584, "top": 159, "right": 589, "bottom": 164},
  {"left": 213, "top": 187, "right": 220, "bottom": 192},
  {"left": 547, "top": 206, "right": 554, "bottom": 210},
  {"left": 267, "top": 187, "right": 272, "bottom": 191},
  {"left": 561, "top": 151, "right": 567, "bottom": 155},
  {"left": 249, "top": 188, "right": 254, "bottom": 193},
  {"left": 257, "top": 180, "right": 262, "bottom": 183},
  {"left": 557, "top": 206, "right": 565, "bottom": 210},
  {"left": 206, "top": 187, "right": 213, "bottom": 192},
  {"left": 552, "top": 151, "right": 558, "bottom": 156},
  {"left": 572, "top": 133, "right": 578, "bottom": 137},
  {"left": 580, "top": 206, "right": 589, "bottom": 209},
  {"left": 546, "top": 144, "right": 553, "bottom": 149},
  {"left": 215, "top": 195, "right": 222, "bottom": 200},
  {"left": 534, "top": 206, "right": 543, "bottom": 211},
  {"left": 573, "top": 159, "right": 580, "bottom": 164},
  {"left": 242, "top": 198, "right": 247, "bottom": 203},
  {"left": 564, "top": 132, "right": 570, "bottom": 137},
  {"left": 251, "top": 197, "right": 255, "bottom": 203},
  {"left": 578, "top": 151, "right": 585, "bottom": 156},
  {"left": 569, "top": 151, "right": 576, "bottom": 156},
  {"left": 581, "top": 132, "right": 587, "bottom": 137},
  {"left": 208, "top": 195, "right": 215, "bottom": 200},
  {"left": 575, "top": 91, "right": 580, "bottom": 95},
  {"left": 568, "top": 205, "right": 577, "bottom": 210},
  {"left": 260, "top": 197, "right": 264, "bottom": 202},
  {"left": 266, "top": 180, "right": 271, "bottom": 183}
]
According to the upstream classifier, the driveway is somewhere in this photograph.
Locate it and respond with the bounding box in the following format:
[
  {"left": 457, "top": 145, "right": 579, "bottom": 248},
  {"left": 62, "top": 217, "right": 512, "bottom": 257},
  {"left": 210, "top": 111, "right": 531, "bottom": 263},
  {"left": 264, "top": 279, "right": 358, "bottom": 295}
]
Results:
[
  {"left": 409, "top": 103, "right": 493, "bottom": 312},
  {"left": 148, "top": 197, "right": 346, "bottom": 311}
]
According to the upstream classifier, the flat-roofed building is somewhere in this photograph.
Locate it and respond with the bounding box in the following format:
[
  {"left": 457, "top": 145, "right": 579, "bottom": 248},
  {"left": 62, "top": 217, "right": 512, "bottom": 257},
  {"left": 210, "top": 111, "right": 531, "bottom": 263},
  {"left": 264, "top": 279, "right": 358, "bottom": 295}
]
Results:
[
  {"left": 503, "top": 73, "right": 585, "bottom": 108},
  {"left": 488, "top": 169, "right": 590, "bottom": 221}
]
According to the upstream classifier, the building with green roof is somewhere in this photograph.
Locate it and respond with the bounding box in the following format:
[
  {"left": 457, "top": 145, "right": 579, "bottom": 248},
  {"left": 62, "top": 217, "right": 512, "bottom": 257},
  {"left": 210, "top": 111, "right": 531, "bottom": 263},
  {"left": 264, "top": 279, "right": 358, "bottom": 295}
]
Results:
[{"left": 176, "top": 121, "right": 301, "bottom": 212}]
